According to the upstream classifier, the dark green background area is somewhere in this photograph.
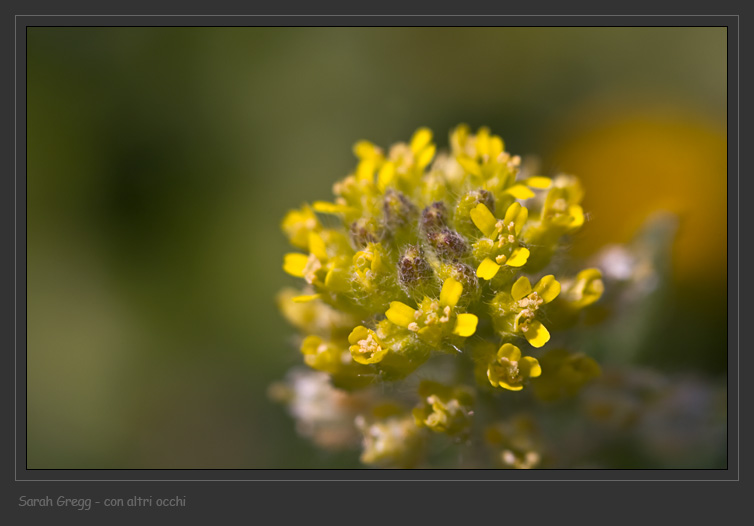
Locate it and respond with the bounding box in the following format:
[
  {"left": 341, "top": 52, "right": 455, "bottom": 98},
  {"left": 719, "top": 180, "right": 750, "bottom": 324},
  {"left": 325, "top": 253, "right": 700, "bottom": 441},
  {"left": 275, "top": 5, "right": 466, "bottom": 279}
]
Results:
[{"left": 26, "top": 27, "right": 727, "bottom": 468}]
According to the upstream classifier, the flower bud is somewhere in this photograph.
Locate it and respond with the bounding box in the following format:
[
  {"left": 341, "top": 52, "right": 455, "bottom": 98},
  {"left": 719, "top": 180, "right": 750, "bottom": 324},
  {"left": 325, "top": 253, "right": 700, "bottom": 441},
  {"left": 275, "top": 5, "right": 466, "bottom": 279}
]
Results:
[
  {"left": 420, "top": 201, "right": 449, "bottom": 233},
  {"left": 398, "top": 245, "right": 436, "bottom": 299},
  {"left": 426, "top": 228, "right": 469, "bottom": 260},
  {"left": 383, "top": 189, "right": 418, "bottom": 231},
  {"left": 349, "top": 217, "right": 383, "bottom": 248}
]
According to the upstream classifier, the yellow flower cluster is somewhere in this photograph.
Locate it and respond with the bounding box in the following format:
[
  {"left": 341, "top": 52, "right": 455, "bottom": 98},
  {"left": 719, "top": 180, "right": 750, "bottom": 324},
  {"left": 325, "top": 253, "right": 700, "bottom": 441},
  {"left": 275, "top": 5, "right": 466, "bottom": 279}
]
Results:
[{"left": 276, "top": 125, "right": 605, "bottom": 467}]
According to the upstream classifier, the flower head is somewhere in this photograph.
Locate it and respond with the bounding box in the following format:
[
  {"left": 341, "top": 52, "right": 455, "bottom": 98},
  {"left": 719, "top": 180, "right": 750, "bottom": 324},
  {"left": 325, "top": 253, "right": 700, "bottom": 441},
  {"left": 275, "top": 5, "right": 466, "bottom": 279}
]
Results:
[{"left": 275, "top": 125, "right": 606, "bottom": 468}]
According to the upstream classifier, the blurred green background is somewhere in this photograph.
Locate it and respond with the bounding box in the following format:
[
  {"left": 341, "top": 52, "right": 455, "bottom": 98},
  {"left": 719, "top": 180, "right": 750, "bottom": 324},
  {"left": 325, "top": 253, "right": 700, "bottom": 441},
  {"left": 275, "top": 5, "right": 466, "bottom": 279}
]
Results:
[{"left": 27, "top": 27, "right": 727, "bottom": 468}]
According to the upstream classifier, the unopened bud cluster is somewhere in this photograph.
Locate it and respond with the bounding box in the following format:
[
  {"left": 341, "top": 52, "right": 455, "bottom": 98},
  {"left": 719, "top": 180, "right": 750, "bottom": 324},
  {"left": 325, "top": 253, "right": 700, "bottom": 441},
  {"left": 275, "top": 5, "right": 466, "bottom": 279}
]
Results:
[{"left": 275, "top": 125, "right": 604, "bottom": 468}]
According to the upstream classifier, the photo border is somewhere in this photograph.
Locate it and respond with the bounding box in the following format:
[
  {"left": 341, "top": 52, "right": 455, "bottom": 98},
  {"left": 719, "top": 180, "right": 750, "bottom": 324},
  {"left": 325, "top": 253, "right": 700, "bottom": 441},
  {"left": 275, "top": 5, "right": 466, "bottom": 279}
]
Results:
[{"left": 7, "top": 11, "right": 742, "bottom": 515}]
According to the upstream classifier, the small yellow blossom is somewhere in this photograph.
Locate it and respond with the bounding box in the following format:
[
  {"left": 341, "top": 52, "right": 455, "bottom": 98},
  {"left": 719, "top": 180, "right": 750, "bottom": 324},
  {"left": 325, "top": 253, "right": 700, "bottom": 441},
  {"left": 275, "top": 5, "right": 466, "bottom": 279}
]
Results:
[
  {"left": 348, "top": 326, "right": 388, "bottom": 365},
  {"left": 490, "top": 275, "right": 560, "bottom": 347},
  {"left": 450, "top": 124, "right": 551, "bottom": 200},
  {"left": 561, "top": 268, "right": 605, "bottom": 309},
  {"left": 300, "top": 335, "right": 348, "bottom": 374},
  {"left": 412, "top": 381, "right": 474, "bottom": 436},
  {"left": 470, "top": 201, "right": 531, "bottom": 279},
  {"left": 281, "top": 204, "right": 320, "bottom": 250},
  {"left": 486, "top": 343, "right": 542, "bottom": 391},
  {"left": 385, "top": 277, "right": 478, "bottom": 346},
  {"left": 283, "top": 229, "right": 352, "bottom": 296}
]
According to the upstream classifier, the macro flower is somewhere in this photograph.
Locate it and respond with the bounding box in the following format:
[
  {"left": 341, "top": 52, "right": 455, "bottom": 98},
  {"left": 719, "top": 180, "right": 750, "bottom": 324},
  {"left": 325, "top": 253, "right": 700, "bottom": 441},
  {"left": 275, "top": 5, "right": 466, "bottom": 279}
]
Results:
[
  {"left": 281, "top": 204, "right": 321, "bottom": 250},
  {"left": 282, "top": 230, "right": 352, "bottom": 294},
  {"left": 559, "top": 268, "right": 605, "bottom": 310},
  {"left": 490, "top": 275, "right": 561, "bottom": 347},
  {"left": 412, "top": 381, "right": 474, "bottom": 436},
  {"left": 274, "top": 125, "right": 605, "bottom": 468},
  {"left": 471, "top": 201, "right": 531, "bottom": 279},
  {"left": 348, "top": 326, "right": 388, "bottom": 365},
  {"left": 486, "top": 343, "right": 542, "bottom": 391},
  {"left": 385, "top": 277, "right": 478, "bottom": 347}
]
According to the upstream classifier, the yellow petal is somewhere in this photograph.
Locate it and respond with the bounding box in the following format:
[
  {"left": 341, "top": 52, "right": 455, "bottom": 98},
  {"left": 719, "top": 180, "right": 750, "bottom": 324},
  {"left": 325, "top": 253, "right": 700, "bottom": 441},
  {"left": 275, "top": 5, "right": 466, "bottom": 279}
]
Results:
[
  {"left": 353, "top": 140, "right": 381, "bottom": 160},
  {"left": 312, "top": 201, "right": 356, "bottom": 215},
  {"left": 348, "top": 326, "right": 369, "bottom": 345},
  {"left": 569, "top": 205, "right": 585, "bottom": 228},
  {"left": 503, "top": 201, "right": 522, "bottom": 225},
  {"left": 497, "top": 343, "right": 522, "bottom": 362},
  {"left": 440, "top": 277, "right": 463, "bottom": 307},
  {"left": 283, "top": 253, "right": 309, "bottom": 277},
  {"left": 308, "top": 231, "right": 328, "bottom": 261},
  {"left": 416, "top": 143, "right": 436, "bottom": 169},
  {"left": 543, "top": 187, "right": 566, "bottom": 214},
  {"left": 524, "top": 320, "right": 550, "bottom": 348},
  {"left": 575, "top": 268, "right": 605, "bottom": 307},
  {"left": 385, "top": 301, "right": 417, "bottom": 327},
  {"left": 497, "top": 380, "right": 524, "bottom": 392},
  {"left": 534, "top": 275, "right": 561, "bottom": 303},
  {"left": 457, "top": 155, "right": 482, "bottom": 177},
  {"left": 486, "top": 367, "right": 500, "bottom": 388},
  {"left": 453, "top": 313, "right": 478, "bottom": 337},
  {"left": 520, "top": 356, "right": 542, "bottom": 378},
  {"left": 476, "top": 258, "right": 501, "bottom": 280},
  {"left": 588, "top": 278, "right": 605, "bottom": 299},
  {"left": 281, "top": 206, "right": 318, "bottom": 249},
  {"left": 578, "top": 268, "right": 602, "bottom": 283},
  {"left": 351, "top": 348, "right": 386, "bottom": 365},
  {"left": 511, "top": 276, "right": 532, "bottom": 301},
  {"left": 410, "top": 127, "right": 433, "bottom": 154},
  {"left": 451, "top": 124, "right": 470, "bottom": 152},
  {"left": 300, "top": 335, "right": 323, "bottom": 355},
  {"left": 475, "top": 127, "right": 491, "bottom": 157},
  {"left": 506, "top": 185, "right": 535, "bottom": 200},
  {"left": 505, "top": 247, "right": 530, "bottom": 267},
  {"left": 503, "top": 202, "right": 529, "bottom": 235},
  {"left": 292, "top": 294, "right": 321, "bottom": 303},
  {"left": 470, "top": 203, "right": 498, "bottom": 238},
  {"left": 377, "top": 161, "right": 396, "bottom": 191},
  {"left": 324, "top": 266, "right": 350, "bottom": 292},
  {"left": 568, "top": 268, "right": 604, "bottom": 309},
  {"left": 356, "top": 159, "right": 378, "bottom": 182},
  {"left": 523, "top": 176, "right": 552, "bottom": 189},
  {"left": 489, "top": 136, "right": 504, "bottom": 159}
]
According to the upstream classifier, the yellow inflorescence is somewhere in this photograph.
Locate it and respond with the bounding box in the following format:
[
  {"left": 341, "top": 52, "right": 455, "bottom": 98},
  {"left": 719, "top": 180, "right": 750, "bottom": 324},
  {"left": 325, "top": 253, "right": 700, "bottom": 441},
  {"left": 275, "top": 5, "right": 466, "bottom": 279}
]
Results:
[{"left": 275, "top": 125, "right": 605, "bottom": 468}]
